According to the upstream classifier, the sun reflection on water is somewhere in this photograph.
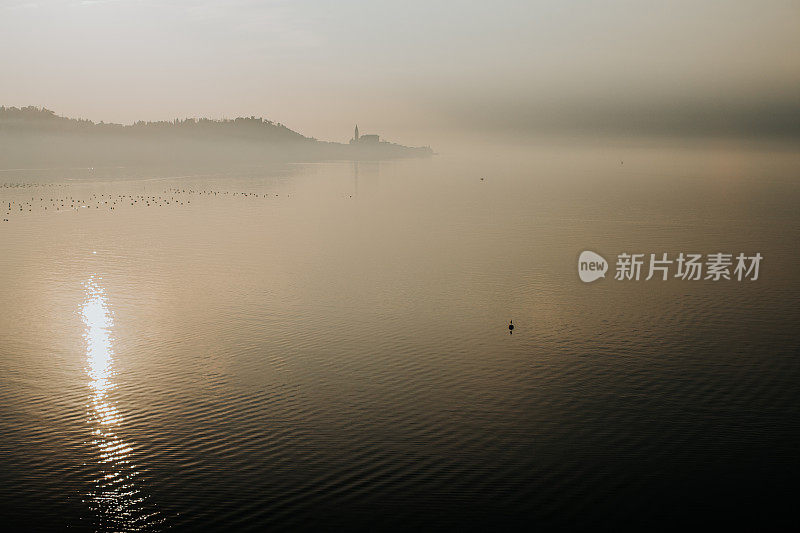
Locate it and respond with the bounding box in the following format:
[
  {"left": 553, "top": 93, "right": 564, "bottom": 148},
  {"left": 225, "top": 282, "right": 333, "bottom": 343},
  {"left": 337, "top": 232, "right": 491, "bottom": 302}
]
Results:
[{"left": 82, "top": 277, "right": 161, "bottom": 531}]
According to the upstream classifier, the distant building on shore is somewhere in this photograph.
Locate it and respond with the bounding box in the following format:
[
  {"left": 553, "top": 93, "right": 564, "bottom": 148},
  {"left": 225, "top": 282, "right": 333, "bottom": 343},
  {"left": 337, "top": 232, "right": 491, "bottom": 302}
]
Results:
[{"left": 350, "top": 124, "right": 379, "bottom": 144}]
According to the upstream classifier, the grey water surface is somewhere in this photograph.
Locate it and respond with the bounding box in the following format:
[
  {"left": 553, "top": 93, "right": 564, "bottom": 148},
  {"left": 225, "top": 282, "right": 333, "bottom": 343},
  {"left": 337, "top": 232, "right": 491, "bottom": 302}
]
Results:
[{"left": 1, "top": 142, "right": 799, "bottom": 530}]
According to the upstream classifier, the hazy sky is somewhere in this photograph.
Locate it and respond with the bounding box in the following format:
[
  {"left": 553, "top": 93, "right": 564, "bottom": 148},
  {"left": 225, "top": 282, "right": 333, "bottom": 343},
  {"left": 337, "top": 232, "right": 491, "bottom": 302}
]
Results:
[{"left": 1, "top": 0, "right": 798, "bottom": 145}]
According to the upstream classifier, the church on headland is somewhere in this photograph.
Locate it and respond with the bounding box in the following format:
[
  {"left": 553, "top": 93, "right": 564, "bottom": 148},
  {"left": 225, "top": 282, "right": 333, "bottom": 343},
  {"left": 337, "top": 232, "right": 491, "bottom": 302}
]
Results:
[{"left": 349, "top": 125, "right": 379, "bottom": 144}]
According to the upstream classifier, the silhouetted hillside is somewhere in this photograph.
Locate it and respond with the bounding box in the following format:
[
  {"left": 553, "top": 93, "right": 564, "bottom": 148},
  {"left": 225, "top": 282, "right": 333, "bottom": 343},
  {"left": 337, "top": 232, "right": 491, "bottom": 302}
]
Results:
[
  {"left": 0, "top": 106, "right": 308, "bottom": 142},
  {"left": 0, "top": 106, "right": 433, "bottom": 167}
]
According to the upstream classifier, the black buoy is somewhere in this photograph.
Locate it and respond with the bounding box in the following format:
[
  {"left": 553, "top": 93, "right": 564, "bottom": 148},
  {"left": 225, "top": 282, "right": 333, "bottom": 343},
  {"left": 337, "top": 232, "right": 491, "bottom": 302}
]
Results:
[{"left": 508, "top": 320, "right": 514, "bottom": 334}]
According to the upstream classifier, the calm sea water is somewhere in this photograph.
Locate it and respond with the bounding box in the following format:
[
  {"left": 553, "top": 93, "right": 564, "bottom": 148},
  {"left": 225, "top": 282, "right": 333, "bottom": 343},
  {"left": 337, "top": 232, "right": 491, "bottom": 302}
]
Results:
[{"left": 1, "top": 142, "right": 799, "bottom": 530}]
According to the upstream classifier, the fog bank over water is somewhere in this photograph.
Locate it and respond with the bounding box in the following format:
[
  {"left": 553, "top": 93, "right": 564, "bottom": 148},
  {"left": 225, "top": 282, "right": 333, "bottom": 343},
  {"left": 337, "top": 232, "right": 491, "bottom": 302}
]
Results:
[{"left": 436, "top": 92, "right": 800, "bottom": 145}]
